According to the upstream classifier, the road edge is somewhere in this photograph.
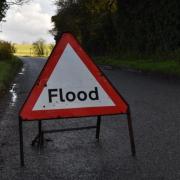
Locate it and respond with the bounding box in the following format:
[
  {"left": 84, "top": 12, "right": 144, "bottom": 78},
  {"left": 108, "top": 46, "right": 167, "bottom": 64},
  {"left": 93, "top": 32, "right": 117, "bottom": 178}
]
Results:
[{"left": 0, "top": 57, "right": 23, "bottom": 97}]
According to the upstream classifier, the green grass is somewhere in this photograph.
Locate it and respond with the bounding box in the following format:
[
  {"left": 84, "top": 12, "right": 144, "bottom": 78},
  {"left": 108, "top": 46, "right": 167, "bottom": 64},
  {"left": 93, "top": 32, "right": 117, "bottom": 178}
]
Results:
[
  {"left": 0, "top": 57, "right": 22, "bottom": 94},
  {"left": 94, "top": 56, "right": 180, "bottom": 77},
  {"left": 14, "top": 44, "right": 52, "bottom": 57}
]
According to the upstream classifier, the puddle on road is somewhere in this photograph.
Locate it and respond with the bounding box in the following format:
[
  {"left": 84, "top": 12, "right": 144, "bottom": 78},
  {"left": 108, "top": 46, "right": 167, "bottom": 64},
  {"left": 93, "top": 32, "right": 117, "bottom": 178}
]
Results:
[
  {"left": 18, "top": 67, "right": 25, "bottom": 75},
  {"left": 8, "top": 67, "right": 25, "bottom": 107},
  {"left": 9, "top": 83, "right": 17, "bottom": 107}
]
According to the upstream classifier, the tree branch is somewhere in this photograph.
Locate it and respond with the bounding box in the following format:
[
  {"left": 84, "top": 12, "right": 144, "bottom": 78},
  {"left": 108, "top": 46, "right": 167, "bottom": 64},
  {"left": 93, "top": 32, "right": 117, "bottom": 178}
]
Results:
[
  {"left": 7, "top": 0, "right": 31, "bottom": 6},
  {"left": 106, "top": 0, "right": 116, "bottom": 11}
]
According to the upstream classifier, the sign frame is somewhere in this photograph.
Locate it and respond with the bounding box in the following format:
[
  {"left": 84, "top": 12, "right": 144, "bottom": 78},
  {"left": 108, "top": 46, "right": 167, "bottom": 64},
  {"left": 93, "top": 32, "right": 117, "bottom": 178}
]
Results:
[
  {"left": 18, "top": 32, "right": 136, "bottom": 166},
  {"left": 19, "top": 33, "right": 129, "bottom": 120}
]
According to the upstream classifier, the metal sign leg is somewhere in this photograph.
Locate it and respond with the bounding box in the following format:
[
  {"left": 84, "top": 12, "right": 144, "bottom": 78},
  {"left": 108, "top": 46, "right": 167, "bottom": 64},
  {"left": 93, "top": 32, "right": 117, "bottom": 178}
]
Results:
[
  {"left": 38, "top": 121, "right": 43, "bottom": 150},
  {"left": 38, "top": 120, "right": 42, "bottom": 135},
  {"left": 32, "top": 120, "right": 44, "bottom": 147},
  {"left": 96, "top": 116, "right": 101, "bottom": 140},
  {"left": 127, "top": 108, "right": 136, "bottom": 156},
  {"left": 19, "top": 117, "right": 24, "bottom": 166}
]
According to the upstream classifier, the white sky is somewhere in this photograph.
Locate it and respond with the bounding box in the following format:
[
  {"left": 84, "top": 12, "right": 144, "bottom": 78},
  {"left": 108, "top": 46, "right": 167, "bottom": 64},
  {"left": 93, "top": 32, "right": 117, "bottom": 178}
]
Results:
[{"left": 0, "top": 0, "right": 56, "bottom": 43}]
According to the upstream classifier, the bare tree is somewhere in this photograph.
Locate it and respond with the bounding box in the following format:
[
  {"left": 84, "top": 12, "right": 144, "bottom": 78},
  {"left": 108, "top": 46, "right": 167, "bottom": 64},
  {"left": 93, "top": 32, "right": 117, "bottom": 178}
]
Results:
[
  {"left": 0, "top": 0, "right": 31, "bottom": 21},
  {"left": 7, "top": 0, "right": 31, "bottom": 6},
  {"left": 33, "top": 38, "right": 46, "bottom": 56}
]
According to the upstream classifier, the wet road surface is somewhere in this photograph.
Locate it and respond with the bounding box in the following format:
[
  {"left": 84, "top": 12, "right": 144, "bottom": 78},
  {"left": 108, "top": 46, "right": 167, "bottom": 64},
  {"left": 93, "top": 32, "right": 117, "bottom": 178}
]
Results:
[{"left": 0, "top": 57, "right": 180, "bottom": 180}]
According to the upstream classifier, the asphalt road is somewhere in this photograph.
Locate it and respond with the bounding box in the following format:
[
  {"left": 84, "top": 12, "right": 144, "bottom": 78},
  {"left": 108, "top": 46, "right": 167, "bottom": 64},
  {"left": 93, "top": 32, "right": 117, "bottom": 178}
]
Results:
[{"left": 0, "top": 57, "right": 180, "bottom": 180}]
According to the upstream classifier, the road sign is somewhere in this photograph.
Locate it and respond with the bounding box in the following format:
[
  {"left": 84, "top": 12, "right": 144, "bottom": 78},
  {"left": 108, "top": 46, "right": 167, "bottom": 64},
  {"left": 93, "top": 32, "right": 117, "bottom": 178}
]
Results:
[
  {"left": 20, "top": 33, "right": 128, "bottom": 120},
  {"left": 18, "top": 33, "right": 136, "bottom": 166}
]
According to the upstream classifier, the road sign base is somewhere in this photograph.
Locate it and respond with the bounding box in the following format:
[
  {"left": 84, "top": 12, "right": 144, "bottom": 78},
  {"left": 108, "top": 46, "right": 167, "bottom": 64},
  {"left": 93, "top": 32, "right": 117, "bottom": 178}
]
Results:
[
  {"left": 19, "top": 113, "right": 135, "bottom": 166},
  {"left": 31, "top": 133, "right": 44, "bottom": 146},
  {"left": 31, "top": 116, "right": 101, "bottom": 148}
]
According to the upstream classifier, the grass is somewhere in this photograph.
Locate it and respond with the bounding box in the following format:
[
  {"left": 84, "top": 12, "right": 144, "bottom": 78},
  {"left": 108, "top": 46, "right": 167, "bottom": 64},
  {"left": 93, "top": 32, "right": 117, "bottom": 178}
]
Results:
[
  {"left": 0, "top": 57, "right": 22, "bottom": 95},
  {"left": 94, "top": 56, "right": 180, "bottom": 77},
  {"left": 14, "top": 44, "right": 52, "bottom": 57}
]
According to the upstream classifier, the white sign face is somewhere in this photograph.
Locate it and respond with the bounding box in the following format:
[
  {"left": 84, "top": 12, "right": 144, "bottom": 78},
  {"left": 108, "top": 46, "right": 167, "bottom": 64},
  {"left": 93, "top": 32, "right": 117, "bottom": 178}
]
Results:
[{"left": 33, "top": 44, "right": 115, "bottom": 110}]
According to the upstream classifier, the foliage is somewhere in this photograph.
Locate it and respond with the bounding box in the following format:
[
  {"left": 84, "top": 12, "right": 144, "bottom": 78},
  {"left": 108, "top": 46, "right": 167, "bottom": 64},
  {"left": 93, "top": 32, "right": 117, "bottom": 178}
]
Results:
[
  {"left": 0, "top": 57, "right": 22, "bottom": 93},
  {"left": 32, "top": 39, "right": 46, "bottom": 56},
  {"left": 0, "top": 40, "right": 16, "bottom": 61},
  {"left": 52, "top": 0, "right": 180, "bottom": 58},
  {"left": 0, "top": 0, "right": 8, "bottom": 21},
  {"left": 6, "top": 0, "right": 31, "bottom": 5}
]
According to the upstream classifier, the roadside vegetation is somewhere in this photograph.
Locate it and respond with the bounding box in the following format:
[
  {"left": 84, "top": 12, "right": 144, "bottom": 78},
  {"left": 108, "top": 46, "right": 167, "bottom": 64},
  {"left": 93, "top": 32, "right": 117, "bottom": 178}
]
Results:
[
  {"left": 2, "top": 0, "right": 179, "bottom": 78},
  {"left": 50, "top": 0, "right": 180, "bottom": 78},
  {"left": 0, "top": 40, "right": 22, "bottom": 95},
  {"left": 13, "top": 40, "right": 180, "bottom": 77},
  {"left": 95, "top": 56, "right": 180, "bottom": 77}
]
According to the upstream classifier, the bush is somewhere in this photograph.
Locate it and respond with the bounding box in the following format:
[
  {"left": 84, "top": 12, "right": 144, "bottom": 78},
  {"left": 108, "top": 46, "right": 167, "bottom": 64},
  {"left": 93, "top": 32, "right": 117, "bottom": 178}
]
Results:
[
  {"left": 0, "top": 41, "right": 16, "bottom": 61},
  {"left": 0, "top": 57, "right": 22, "bottom": 94}
]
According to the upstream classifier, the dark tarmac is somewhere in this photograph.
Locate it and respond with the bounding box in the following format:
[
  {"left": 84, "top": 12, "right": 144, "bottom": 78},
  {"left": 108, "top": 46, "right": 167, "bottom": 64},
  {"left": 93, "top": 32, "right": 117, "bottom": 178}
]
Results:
[{"left": 0, "top": 57, "right": 180, "bottom": 180}]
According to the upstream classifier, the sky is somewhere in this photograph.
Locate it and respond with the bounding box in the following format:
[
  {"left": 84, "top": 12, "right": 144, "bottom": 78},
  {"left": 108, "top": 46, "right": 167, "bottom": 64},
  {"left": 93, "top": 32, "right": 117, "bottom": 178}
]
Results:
[{"left": 0, "top": 0, "right": 56, "bottom": 43}]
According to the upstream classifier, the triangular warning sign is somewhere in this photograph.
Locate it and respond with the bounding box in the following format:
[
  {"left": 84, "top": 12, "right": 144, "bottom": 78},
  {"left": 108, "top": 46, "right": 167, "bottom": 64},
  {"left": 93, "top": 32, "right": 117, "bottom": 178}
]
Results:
[{"left": 20, "top": 33, "right": 128, "bottom": 120}]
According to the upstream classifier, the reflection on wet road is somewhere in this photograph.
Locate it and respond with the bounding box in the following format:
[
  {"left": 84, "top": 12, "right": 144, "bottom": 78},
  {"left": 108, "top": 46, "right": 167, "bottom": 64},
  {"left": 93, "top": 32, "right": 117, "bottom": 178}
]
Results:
[
  {"left": 9, "top": 83, "right": 17, "bottom": 107},
  {"left": 18, "top": 67, "right": 25, "bottom": 75},
  {"left": 9, "top": 67, "right": 26, "bottom": 107}
]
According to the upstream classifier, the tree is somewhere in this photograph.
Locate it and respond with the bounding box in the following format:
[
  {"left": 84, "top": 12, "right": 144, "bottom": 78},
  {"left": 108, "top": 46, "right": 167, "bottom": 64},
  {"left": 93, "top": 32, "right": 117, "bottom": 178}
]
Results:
[
  {"left": 0, "top": 0, "right": 30, "bottom": 22},
  {"left": 51, "top": 0, "right": 117, "bottom": 55},
  {"left": 0, "top": 40, "right": 16, "bottom": 60},
  {"left": 52, "top": 0, "right": 180, "bottom": 57},
  {"left": 49, "top": 43, "right": 55, "bottom": 52},
  {"left": 0, "top": 0, "right": 8, "bottom": 22},
  {"left": 33, "top": 39, "right": 46, "bottom": 56},
  {"left": 7, "top": 0, "right": 30, "bottom": 5}
]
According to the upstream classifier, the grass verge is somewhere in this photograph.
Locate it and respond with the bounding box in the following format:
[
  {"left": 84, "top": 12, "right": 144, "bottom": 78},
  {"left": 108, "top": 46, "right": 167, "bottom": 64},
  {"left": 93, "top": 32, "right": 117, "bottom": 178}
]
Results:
[
  {"left": 0, "top": 57, "right": 23, "bottom": 95},
  {"left": 94, "top": 56, "right": 180, "bottom": 77}
]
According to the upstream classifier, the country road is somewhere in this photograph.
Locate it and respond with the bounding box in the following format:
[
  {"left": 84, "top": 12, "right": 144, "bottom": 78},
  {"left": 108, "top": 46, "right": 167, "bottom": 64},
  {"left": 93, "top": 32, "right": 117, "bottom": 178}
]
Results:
[{"left": 0, "top": 57, "right": 180, "bottom": 180}]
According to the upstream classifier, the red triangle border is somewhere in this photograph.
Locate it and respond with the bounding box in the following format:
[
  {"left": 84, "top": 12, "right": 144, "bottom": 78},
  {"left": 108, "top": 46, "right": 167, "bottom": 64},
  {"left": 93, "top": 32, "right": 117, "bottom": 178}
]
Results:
[{"left": 19, "top": 33, "right": 129, "bottom": 121}]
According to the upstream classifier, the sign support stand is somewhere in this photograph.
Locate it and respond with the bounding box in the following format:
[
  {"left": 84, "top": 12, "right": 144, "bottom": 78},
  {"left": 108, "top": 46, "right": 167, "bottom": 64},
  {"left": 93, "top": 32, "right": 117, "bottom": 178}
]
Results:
[
  {"left": 96, "top": 116, "right": 101, "bottom": 140},
  {"left": 38, "top": 121, "right": 42, "bottom": 139},
  {"left": 127, "top": 108, "right": 136, "bottom": 156},
  {"left": 18, "top": 33, "right": 136, "bottom": 166},
  {"left": 38, "top": 121, "right": 44, "bottom": 147},
  {"left": 19, "top": 116, "right": 24, "bottom": 167},
  {"left": 19, "top": 113, "right": 136, "bottom": 166},
  {"left": 31, "top": 121, "right": 44, "bottom": 147}
]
